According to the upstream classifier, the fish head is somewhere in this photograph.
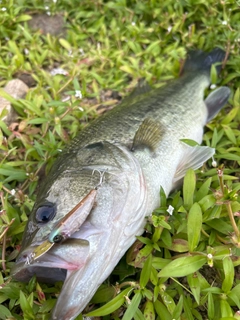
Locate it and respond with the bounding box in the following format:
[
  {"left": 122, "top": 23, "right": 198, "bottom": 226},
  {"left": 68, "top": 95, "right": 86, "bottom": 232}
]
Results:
[
  {"left": 12, "top": 142, "right": 148, "bottom": 319},
  {"left": 12, "top": 167, "right": 97, "bottom": 282}
]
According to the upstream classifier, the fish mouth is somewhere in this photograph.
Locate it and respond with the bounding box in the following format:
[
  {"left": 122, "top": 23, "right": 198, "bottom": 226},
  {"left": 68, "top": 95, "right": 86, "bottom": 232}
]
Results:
[{"left": 11, "top": 239, "right": 90, "bottom": 283}]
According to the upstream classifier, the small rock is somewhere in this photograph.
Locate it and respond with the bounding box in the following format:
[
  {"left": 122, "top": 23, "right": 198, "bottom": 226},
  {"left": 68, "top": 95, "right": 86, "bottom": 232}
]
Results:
[
  {"left": 14, "top": 72, "right": 36, "bottom": 87},
  {"left": 0, "top": 79, "right": 29, "bottom": 125}
]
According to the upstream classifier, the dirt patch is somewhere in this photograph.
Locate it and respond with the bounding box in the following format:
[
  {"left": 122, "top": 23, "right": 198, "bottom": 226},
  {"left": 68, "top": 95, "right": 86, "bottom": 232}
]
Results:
[{"left": 28, "top": 13, "right": 66, "bottom": 37}]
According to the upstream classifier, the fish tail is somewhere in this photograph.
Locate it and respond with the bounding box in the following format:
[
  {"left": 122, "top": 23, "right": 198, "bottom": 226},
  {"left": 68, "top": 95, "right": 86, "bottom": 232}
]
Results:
[{"left": 183, "top": 48, "right": 226, "bottom": 74}]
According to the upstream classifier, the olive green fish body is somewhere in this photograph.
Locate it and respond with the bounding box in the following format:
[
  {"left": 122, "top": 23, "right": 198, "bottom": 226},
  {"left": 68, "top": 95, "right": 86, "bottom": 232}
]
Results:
[{"left": 12, "top": 49, "right": 230, "bottom": 320}]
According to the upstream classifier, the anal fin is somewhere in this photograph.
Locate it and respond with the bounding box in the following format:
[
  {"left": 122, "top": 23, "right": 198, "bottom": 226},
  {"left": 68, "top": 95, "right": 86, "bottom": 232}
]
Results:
[{"left": 131, "top": 118, "right": 163, "bottom": 152}]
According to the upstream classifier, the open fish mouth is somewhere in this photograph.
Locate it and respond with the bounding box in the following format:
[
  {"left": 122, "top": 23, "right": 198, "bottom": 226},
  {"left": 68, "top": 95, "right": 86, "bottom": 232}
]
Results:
[{"left": 12, "top": 238, "right": 90, "bottom": 283}]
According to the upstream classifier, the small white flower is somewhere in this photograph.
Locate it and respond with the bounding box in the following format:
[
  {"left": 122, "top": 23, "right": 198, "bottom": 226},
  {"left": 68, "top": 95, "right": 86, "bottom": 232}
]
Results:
[
  {"left": 46, "top": 11, "right": 51, "bottom": 16},
  {"left": 78, "top": 107, "right": 84, "bottom": 111},
  {"left": 10, "top": 189, "right": 16, "bottom": 196},
  {"left": 45, "top": 5, "right": 49, "bottom": 9},
  {"left": 24, "top": 48, "right": 29, "bottom": 55},
  {"left": 57, "top": 149, "right": 62, "bottom": 152},
  {"left": 79, "top": 48, "right": 85, "bottom": 55},
  {"left": 75, "top": 90, "right": 82, "bottom": 99},
  {"left": 1, "top": 7, "right": 6, "bottom": 11},
  {"left": 50, "top": 68, "right": 68, "bottom": 76},
  {"left": 212, "top": 156, "right": 217, "bottom": 167},
  {"left": 222, "top": 20, "right": 227, "bottom": 25},
  {"left": 131, "top": 21, "right": 136, "bottom": 26},
  {"left": 210, "top": 84, "right": 217, "bottom": 89},
  {"left": 207, "top": 253, "right": 213, "bottom": 259},
  {"left": 212, "top": 161, "right": 217, "bottom": 167},
  {"left": 53, "top": 0, "right": 57, "bottom": 3},
  {"left": 167, "top": 26, "right": 172, "bottom": 32},
  {"left": 167, "top": 205, "right": 174, "bottom": 215}
]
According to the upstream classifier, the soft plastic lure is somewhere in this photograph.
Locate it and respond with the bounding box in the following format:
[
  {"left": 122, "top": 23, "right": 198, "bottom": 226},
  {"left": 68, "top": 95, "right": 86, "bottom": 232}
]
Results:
[{"left": 49, "top": 188, "right": 97, "bottom": 243}]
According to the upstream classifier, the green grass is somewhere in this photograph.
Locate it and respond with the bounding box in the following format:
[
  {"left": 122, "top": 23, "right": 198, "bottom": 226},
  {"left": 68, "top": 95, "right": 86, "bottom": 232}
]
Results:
[{"left": 0, "top": 0, "right": 240, "bottom": 319}]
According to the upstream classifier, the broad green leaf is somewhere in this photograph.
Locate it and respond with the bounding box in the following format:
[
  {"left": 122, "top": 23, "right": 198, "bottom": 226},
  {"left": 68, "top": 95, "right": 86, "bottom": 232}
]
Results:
[
  {"left": 86, "top": 287, "right": 133, "bottom": 316},
  {"left": 183, "top": 169, "right": 196, "bottom": 209},
  {"left": 154, "top": 299, "right": 172, "bottom": 320},
  {"left": 134, "top": 308, "right": 145, "bottom": 320},
  {"left": 27, "top": 118, "right": 49, "bottom": 124},
  {"left": 220, "top": 300, "right": 233, "bottom": 317},
  {"left": 150, "top": 266, "right": 158, "bottom": 286},
  {"left": 143, "top": 300, "right": 155, "bottom": 320},
  {"left": 172, "top": 295, "right": 183, "bottom": 320},
  {"left": 222, "top": 256, "right": 234, "bottom": 293},
  {"left": 208, "top": 292, "right": 214, "bottom": 319},
  {"left": 122, "top": 291, "right": 142, "bottom": 320},
  {"left": 160, "top": 238, "right": 188, "bottom": 253},
  {"left": 59, "top": 38, "right": 72, "bottom": 50},
  {"left": 187, "top": 273, "right": 200, "bottom": 304},
  {"left": 152, "top": 257, "right": 171, "bottom": 269},
  {"left": 180, "top": 139, "right": 199, "bottom": 147},
  {"left": 161, "top": 229, "right": 172, "bottom": 247},
  {"left": 183, "top": 296, "right": 194, "bottom": 320},
  {"left": 16, "top": 14, "right": 32, "bottom": 22},
  {"left": 0, "top": 167, "right": 27, "bottom": 182},
  {"left": 215, "top": 153, "right": 240, "bottom": 161},
  {"left": 38, "top": 299, "right": 56, "bottom": 313},
  {"left": 158, "top": 255, "right": 207, "bottom": 278},
  {"left": 219, "top": 318, "right": 240, "bottom": 320},
  {"left": 19, "top": 291, "right": 34, "bottom": 319},
  {"left": 140, "top": 254, "right": 152, "bottom": 288},
  {"left": 0, "top": 305, "right": 12, "bottom": 318},
  {"left": 160, "top": 186, "right": 167, "bottom": 207},
  {"left": 198, "top": 194, "right": 216, "bottom": 211},
  {"left": 210, "top": 64, "right": 217, "bottom": 84},
  {"left": 230, "top": 283, "right": 240, "bottom": 297},
  {"left": 222, "top": 125, "right": 237, "bottom": 145},
  {"left": 187, "top": 203, "right": 202, "bottom": 252},
  {"left": 91, "top": 285, "right": 115, "bottom": 304},
  {"left": 206, "top": 219, "right": 233, "bottom": 235},
  {"left": 159, "top": 288, "right": 176, "bottom": 314},
  {"left": 195, "top": 177, "right": 212, "bottom": 201},
  {"left": 120, "top": 65, "right": 135, "bottom": 75},
  {"left": 227, "top": 291, "right": 240, "bottom": 309}
]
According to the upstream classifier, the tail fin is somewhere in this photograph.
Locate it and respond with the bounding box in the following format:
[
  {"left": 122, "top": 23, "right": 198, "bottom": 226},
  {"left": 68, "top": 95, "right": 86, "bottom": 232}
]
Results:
[{"left": 183, "top": 48, "right": 226, "bottom": 74}]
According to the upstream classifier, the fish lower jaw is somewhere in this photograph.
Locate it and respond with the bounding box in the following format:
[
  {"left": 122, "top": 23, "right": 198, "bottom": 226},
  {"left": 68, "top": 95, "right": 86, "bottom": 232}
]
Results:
[{"left": 11, "top": 246, "right": 86, "bottom": 283}]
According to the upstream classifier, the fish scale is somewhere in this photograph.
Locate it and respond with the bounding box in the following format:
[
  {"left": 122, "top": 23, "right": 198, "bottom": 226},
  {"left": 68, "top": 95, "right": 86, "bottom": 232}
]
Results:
[{"left": 12, "top": 48, "right": 230, "bottom": 320}]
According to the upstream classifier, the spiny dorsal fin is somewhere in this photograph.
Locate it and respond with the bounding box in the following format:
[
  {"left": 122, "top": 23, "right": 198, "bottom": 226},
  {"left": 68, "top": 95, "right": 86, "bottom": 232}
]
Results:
[{"left": 131, "top": 118, "right": 163, "bottom": 152}]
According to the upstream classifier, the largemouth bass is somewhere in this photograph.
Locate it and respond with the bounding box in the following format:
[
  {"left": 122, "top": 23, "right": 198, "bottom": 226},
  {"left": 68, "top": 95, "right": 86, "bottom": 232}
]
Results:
[{"left": 12, "top": 49, "right": 230, "bottom": 320}]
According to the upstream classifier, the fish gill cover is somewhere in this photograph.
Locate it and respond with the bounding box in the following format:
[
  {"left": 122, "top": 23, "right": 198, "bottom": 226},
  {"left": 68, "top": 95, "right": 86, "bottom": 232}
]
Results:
[{"left": 0, "top": 1, "right": 240, "bottom": 320}]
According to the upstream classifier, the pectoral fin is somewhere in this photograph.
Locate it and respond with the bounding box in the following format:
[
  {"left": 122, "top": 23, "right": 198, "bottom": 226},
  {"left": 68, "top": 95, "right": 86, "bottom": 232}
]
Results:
[
  {"left": 131, "top": 118, "right": 163, "bottom": 152},
  {"left": 205, "top": 86, "right": 231, "bottom": 122},
  {"left": 173, "top": 144, "right": 215, "bottom": 184}
]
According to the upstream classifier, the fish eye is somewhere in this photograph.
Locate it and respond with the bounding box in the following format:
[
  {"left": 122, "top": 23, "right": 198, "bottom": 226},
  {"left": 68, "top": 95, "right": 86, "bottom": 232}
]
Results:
[
  {"left": 52, "top": 234, "right": 64, "bottom": 243},
  {"left": 35, "top": 205, "right": 55, "bottom": 223}
]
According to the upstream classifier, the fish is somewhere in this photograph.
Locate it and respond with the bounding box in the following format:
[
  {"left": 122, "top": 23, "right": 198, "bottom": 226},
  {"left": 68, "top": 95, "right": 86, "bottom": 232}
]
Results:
[{"left": 12, "top": 48, "right": 230, "bottom": 320}]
